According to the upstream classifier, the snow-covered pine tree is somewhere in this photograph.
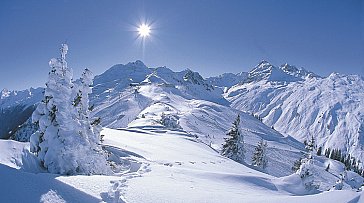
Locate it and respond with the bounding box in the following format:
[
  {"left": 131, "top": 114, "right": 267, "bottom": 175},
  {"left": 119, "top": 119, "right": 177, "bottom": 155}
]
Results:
[
  {"left": 333, "top": 175, "right": 344, "bottom": 190},
  {"left": 296, "top": 137, "right": 319, "bottom": 190},
  {"left": 30, "top": 44, "right": 110, "bottom": 175},
  {"left": 252, "top": 138, "right": 268, "bottom": 169},
  {"left": 333, "top": 171, "right": 347, "bottom": 190},
  {"left": 160, "top": 113, "right": 181, "bottom": 129},
  {"left": 292, "top": 157, "right": 302, "bottom": 172},
  {"left": 221, "top": 114, "right": 245, "bottom": 163},
  {"left": 305, "top": 135, "right": 315, "bottom": 154},
  {"left": 296, "top": 157, "right": 318, "bottom": 190},
  {"left": 30, "top": 44, "right": 74, "bottom": 172},
  {"left": 74, "top": 68, "right": 102, "bottom": 144}
]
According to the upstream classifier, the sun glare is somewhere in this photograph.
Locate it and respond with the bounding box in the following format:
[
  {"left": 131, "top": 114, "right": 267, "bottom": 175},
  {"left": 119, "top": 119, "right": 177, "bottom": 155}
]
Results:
[{"left": 138, "top": 24, "right": 151, "bottom": 38}]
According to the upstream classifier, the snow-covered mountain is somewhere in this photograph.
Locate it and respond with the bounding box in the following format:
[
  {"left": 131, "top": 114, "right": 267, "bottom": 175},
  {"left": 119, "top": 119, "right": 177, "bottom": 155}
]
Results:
[
  {"left": 3, "top": 60, "right": 364, "bottom": 163},
  {"left": 90, "top": 61, "right": 227, "bottom": 128},
  {"left": 0, "top": 88, "right": 43, "bottom": 139},
  {"left": 89, "top": 59, "right": 364, "bottom": 166},
  {"left": 2, "top": 59, "right": 364, "bottom": 202},
  {"left": 224, "top": 61, "right": 364, "bottom": 162},
  {"left": 3, "top": 59, "right": 364, "bottom": 163},
  {"left": 206, "top": 72, "right": 248, "bottom": 88},
  {"left": 244, "top": 61, "right": 320, "bottom": 83},
  {"left": 83, "top": 60, "right": 305, "bottom": 177}
]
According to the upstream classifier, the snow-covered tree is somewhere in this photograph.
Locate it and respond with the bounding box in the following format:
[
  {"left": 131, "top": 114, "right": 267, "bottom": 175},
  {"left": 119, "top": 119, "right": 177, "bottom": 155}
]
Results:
[
  {"left": 221, "top": 115, "right": 245, "bottom": 163},
  {"left": 30, "top": 44, "right": 110, "bottom": 175},
  {"left": 292, "top": 157, "right": 302, "bottom": 172},
  {"left": 73, "top": 68, "right": 102, "bottom": 144},
  {"left": 252, "top": 139, "right": 268, "bottom": 169},
  {"left": 296, "top": 140, "right": 320, "bottom": 190},
  {"left": 333, "top": 178, "right": 343, "bottom": 190},
  {"left": 160, "top": 113, "right": 181, "bottom": 129},
  {"left": 294, "top": 135, "right": 319, "bottom": 190},
  {"left": 305, "top": 135, "right": 316, "bottom": 154},
  {"left": 333, "top": 171, "right": 347, "bottom": 190},
  {"left": 296, "top": 157, "right": 318, "bottom": 190}
]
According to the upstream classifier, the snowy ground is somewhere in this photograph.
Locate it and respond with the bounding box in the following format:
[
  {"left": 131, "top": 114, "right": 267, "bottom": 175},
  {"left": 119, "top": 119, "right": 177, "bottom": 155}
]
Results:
[
  {"left": 92, "top": 82, "right": 305, "bottom": 177},
  {"left": 226, "top": 68, "right": 364, "bottom": 161},
  {"left": 1, "top": 61, "right": 364, "bottom": 202},
  {"left": 1, "top": 127, "right": 363, "bottom": 202}
]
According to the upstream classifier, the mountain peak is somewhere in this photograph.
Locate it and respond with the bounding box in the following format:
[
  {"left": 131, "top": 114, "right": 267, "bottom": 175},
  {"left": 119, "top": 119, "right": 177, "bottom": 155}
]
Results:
[
  {"left": 245, "top": 61, "right": 320, "bottom": 83},
  {"left": 253, "top": 60, "right": 272, "bottom": 70},
  {"left": 258, "top": 60, "right": 271, "bottom": 66},
  {"left": 246, "top": 61, "right": 274, "bottom": 82},
  {"left": 183, "top": 69, "right": 205, "bottom": 85},
  {"left": 280, "top": 63, "right": 302, "bottom": 75},
  {"left": 280, "top": 63, "right": 321, "bottom": 79},
  {"left": 126, "top": 60, "right": 147, "bottom": 68},
  {"left": 1, "top": 88, "right": 10, "bottom": 99}
]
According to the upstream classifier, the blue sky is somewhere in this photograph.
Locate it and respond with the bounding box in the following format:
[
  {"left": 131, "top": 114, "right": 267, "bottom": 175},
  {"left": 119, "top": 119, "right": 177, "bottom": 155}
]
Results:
[{"left": 0, "top": 0, "right": 363, "bottom": 90}]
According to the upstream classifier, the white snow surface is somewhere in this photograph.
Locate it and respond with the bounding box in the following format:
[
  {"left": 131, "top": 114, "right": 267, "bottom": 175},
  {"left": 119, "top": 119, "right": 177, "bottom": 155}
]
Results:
[
  {"left": 6, "top": 60, "right": 364, "bottom": 165},
  {"left": 1, "top": 127, "right": 363, "bottom": 202},
  {"left": 226, "top": 64, "right": 364, "bottom": 161},
  {"left": 2, "top": 60, "right": 364, "bottom": 202},
  {"left": 88, "top": 64, "right": 304, "bottom": 177},
  {"left": 206, "top": 72, "right": 248, "bottom": 88}
]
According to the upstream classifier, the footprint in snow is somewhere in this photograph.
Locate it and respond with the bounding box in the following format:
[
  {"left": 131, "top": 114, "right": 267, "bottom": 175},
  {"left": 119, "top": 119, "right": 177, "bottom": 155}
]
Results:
[
  {"left": 163, "top": 163, "right": 173, "bottom": 167},
  {"left": 100, "top": 180, "right": 127, "bottom": 203},
  {"left": 175, "top": 161, "right": 183, "bottom": 165}
]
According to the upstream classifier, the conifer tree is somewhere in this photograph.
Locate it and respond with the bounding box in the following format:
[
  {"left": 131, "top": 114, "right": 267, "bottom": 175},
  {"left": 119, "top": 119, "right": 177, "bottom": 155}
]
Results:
[
  {"left": 30, "top": 44, "right": 110, "bottom": 175},
  {"left": 221, "top": 115, "right": 245, "bottom": 163},
  {"left": 305, "top": 135, "right": 315, "bottom": 154},
  {"left": 296, "top": 135, "right": 318, "bottom": 190},
  {"left": 74, "top": 68, "right": 102, "bottom": 144},
  {"left": 252, "top": 139, "right": 268, "bottom": 169},
  {"left": 303, "top": 140, "right": 308, "bottom": 147},
  {"left": 337, "top": 149, "right": 342, "bottom": 161},
  {"left": 340, "top": 153, "right": 345, "bottom": 163},
  {"left": 325, "top": 163, "right": 330, "bottom": 172},
  {"left": 296, "top": 155, "right": 317, "bottom": 190},
  {"left": 292, "top": 158, "right": 302, "bottom": 172},
  {"left": 316, "top": 146, "right": 322, "bottom": 156},
  {"left": 330, "top": 149, "right": 336, "bottom": 159},
  {"left": 325, "top": 148, "right": 331, "bottom": 158},
  {"left": 351, "top": 157, "right": 357, "bottom": 171},
  {"left": 345, "top": 154, "right": 352, "bottom": 170}
]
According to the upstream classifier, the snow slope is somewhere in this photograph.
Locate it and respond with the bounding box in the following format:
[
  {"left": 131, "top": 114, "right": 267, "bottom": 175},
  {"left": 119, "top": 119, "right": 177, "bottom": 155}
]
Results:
[
  {"left": 4, "top": 60, "right": 364, "bottom": 174},
  {"left": 90, "top": 64, "right": 304, "bottom": 177},
  {"left": 225, "top": 62, "right": 364, "bottom": 161},
  {"left": 6, "top": 59, "right": 364, "bottom": 166},
  {"left": 1, "top": 127, "right": 363, "bottom": 203},
  {"left": 206, "top": 72, "right": 248, "bottom": 88},
  {"left": 90, "top": 61, "right": 228, "bottom": 129},
  {"left": 2, "top": 60, "right": 364, "bottom": 201}
]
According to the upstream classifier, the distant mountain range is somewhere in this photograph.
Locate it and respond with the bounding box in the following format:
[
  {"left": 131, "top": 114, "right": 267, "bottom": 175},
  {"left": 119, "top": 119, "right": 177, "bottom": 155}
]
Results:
[{"left": 1, "top": 60, "right": 364, "bottom": 163}]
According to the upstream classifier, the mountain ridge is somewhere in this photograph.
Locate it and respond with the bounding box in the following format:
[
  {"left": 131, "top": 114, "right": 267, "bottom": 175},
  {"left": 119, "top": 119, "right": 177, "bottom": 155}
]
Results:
[{"left": 2, "top": 60, "right": 364, "bottom": 163}]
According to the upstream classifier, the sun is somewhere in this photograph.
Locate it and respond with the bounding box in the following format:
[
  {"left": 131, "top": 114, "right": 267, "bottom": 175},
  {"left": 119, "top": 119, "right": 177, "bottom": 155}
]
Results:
[{"left": 138, "top": 24, "right": 151, "bottom": 38}]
